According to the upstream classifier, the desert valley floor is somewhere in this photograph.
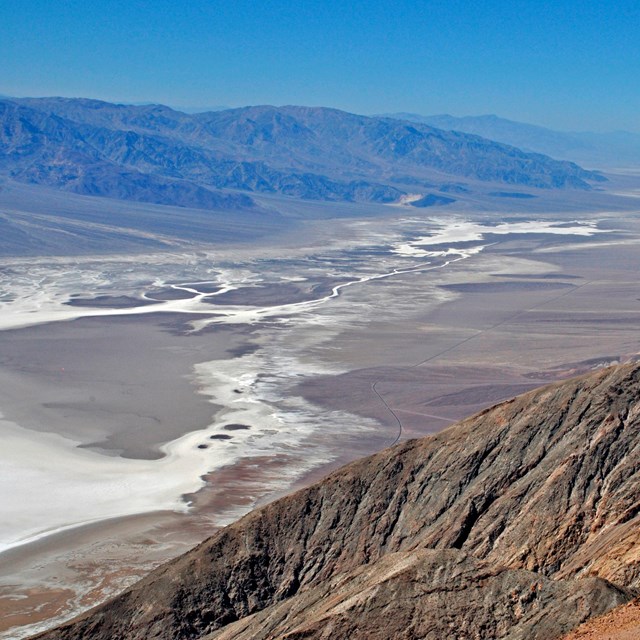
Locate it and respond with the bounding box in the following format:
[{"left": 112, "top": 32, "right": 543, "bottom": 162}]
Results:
[{"left": 1, "top": 199, "right": 640, "bottom": 638}]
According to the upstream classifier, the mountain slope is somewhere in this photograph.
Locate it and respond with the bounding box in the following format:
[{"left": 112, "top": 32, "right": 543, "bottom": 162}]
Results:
[
  {"left": 0, "top": 101, "right": 258, "bottom": 211},
  {"left": 33, "top": 362, "right": 640, "bottom": 640},
  {"left": 208, "top": 551, "right": 625, "bottom": 640},
  {"left": 0, "top": 99, "right": 606, "bottom": 212},
  {"left": 387, "top": 112, "right": 640, "bottom": 169}
]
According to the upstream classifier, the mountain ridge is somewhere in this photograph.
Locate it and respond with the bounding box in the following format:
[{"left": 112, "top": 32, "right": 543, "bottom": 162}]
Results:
[
  {"left": 0, "top": 100, "right": 259, "bottom": 212},
  {"left": 32, "top": 362, "right": 640, "bottom": 640},
  {"left": 385, "top": 112, "right": 640, "bottom": 169},
  {"left": 0, "top": 98, "right": 606, "bottom": 212}
]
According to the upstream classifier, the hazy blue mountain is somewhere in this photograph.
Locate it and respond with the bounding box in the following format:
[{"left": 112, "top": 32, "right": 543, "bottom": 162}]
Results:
[
  {"left": 386, "top": 113, "right": 640, "bottom": 169},
  {"left": 189, "top": 105, "right": 604, "bottom": 189},
  {"left": 0, "top": 98, "right": 607, "bottom": 212},
  {"left": 171, "top": 105, "right": 231, "bottom": 113},
  {"left": 0, "top": 101, "right": 258, "bottom": 211}
]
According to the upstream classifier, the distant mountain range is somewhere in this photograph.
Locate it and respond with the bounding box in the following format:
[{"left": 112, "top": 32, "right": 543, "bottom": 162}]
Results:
[
  {"left": 0, "top": 97, "right": 606, "bottom": 211},
  {"left": 386, "top": 113, "right": 640, "bottom": 169}
]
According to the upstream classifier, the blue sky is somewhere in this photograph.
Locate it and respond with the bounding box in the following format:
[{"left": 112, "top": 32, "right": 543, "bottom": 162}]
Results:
[{"left": 1, "top": 0, "right": 639, "bottom": 131}]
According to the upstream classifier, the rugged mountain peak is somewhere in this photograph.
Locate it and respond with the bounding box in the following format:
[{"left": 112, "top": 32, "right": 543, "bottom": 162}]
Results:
[{"left": 33, "top": 363, "right": 640, "bottom": 640}]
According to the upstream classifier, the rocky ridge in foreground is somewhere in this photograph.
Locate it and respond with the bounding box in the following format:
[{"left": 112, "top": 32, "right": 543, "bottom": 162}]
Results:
[{"left": 34, "top": 363, "right": 640, "bottom": 639}]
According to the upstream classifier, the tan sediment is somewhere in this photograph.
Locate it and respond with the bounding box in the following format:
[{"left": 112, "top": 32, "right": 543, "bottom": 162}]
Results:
[
  {"left": 0, "top": 511, "right": 199, "bottom": 639},
  {"left": 0, "top": 587, "right": 75, "bottom": 634},
  {"left": 561, "top": 599, "right": 640, "bottom": 639}
]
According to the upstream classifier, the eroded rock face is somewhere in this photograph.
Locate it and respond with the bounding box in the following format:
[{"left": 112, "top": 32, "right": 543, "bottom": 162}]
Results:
[
  {"left": 206, "top": 550, "right": 628, "bottom": 640},
  {"left": 33, "top": 363, "right": 640, "bottom": 640}
]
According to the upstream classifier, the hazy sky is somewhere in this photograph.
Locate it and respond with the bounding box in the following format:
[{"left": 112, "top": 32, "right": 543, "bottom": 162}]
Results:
[{"left": 2, "top": 0, "right": 639, "bottom": 132}]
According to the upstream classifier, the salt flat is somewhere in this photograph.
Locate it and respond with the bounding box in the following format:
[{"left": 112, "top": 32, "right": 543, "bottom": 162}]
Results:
[{"left": 1, "top": 209, "right": 640, "bottom": 638}]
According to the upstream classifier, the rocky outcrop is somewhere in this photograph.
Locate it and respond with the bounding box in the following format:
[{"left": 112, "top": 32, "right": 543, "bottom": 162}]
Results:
[
  {"left": 207, "top": 550, "right": 627, "bottom": 640},
  {"left": 33, "top": 363, "right": 640, "bottom": 640}
]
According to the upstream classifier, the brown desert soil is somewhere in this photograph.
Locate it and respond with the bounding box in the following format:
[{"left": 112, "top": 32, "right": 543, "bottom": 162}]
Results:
[{"left": 561, "top": 599, "right": 640, "bottom": 640}]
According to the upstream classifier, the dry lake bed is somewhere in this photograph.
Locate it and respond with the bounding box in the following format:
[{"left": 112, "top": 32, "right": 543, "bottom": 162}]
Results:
[{"left": 1, "top": 210, "right": 640, "bottom": 638}]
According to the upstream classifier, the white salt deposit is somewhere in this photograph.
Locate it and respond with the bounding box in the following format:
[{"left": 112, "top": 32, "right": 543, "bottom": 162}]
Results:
[
  {"left": 392, "top": 219, "right": 606, "bottom": 257},
  {"left": 0, "top": 216, "right": 616, "bottom": 554},
  {"left": 0, "top": 411, "right": 231, "bottom": 553}
]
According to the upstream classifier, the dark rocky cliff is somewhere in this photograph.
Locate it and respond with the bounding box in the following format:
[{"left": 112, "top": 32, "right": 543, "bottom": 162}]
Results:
[{"left": 33, "top": 363, "right": 640, "bottom": 640}]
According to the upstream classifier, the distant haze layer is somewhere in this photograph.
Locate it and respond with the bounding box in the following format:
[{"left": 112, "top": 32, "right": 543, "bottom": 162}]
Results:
[{"left": 386, "top": 113, "right": 640, "bottom": 169}]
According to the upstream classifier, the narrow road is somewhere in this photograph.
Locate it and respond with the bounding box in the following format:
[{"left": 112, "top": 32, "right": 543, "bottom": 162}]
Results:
[{"left": 371, "top": 277, "right": 597, "bottom": 445}]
